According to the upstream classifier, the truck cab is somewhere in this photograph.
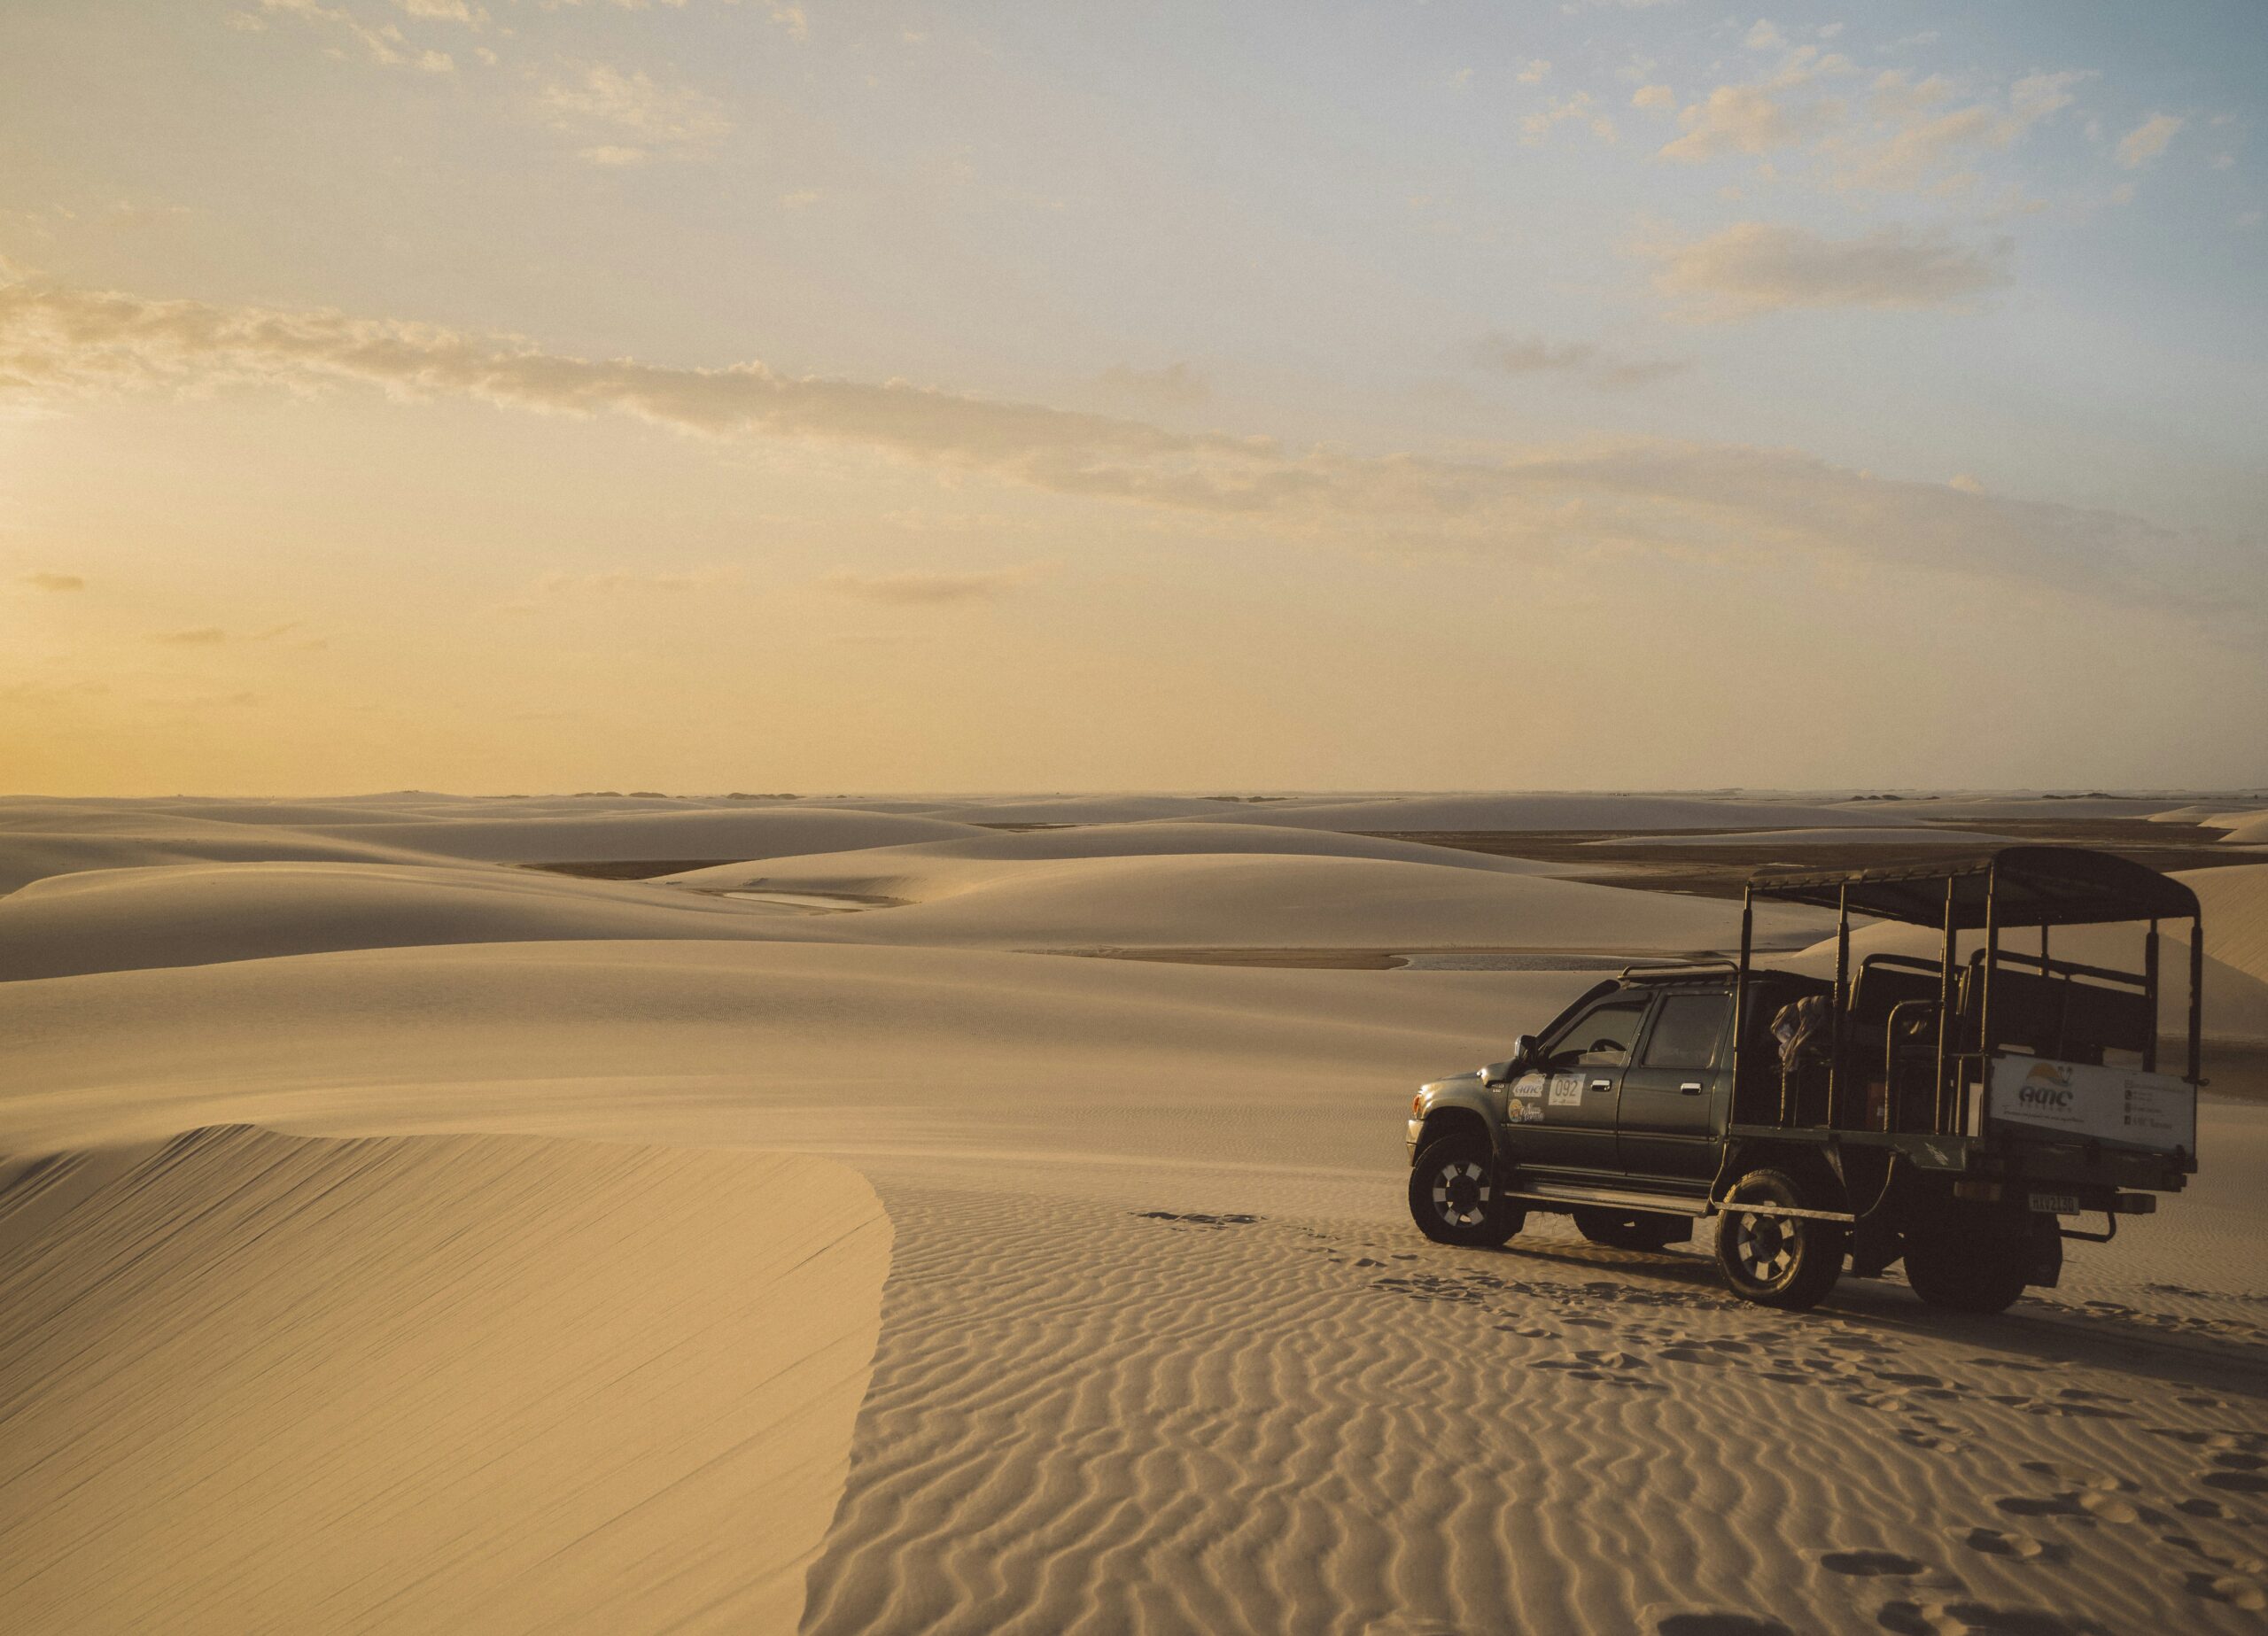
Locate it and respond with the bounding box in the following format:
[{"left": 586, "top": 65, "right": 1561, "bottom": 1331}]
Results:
[{"left": 1406, "top": 847, "right": 2202, "bottom": 1312}]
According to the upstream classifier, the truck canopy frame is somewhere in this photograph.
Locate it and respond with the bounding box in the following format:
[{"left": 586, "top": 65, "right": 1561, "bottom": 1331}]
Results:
[{"left": 1728, "top": 846, "right": 2203, "bottom": 1158}]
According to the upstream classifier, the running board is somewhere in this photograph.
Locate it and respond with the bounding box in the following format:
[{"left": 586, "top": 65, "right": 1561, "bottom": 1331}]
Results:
[{"left": 1502, "top": 1179, "right": 1713, "bottom": 1218}]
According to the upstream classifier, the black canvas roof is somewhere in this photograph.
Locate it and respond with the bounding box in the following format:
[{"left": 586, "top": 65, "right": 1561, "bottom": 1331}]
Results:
[{"left": 1745, "top": 845, "right": 2199, "bottom": 930}]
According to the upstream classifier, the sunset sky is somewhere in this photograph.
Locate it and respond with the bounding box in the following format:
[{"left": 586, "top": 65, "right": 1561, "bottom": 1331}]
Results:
[{"left": 3, "top": 0, "right": 2262, "bottom": 795}]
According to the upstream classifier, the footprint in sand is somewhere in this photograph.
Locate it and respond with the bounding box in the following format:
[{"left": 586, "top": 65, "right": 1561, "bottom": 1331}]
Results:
[
  {"left": 1819, "top": 1549, "right": 1930, "bottom": 1577},
  {"left": 1875, "top": 1600, "right": 2110, "bottom": 1635},
  {"left": 1899, "top": 1428, "right": 1968, "bottom": 1454},
  {"left": 2201, "top": 1468, "right": 2268, "bottom": 1496},
  {"left": 1955, "top": 1527, "right": 2068, "bottom": 1565},
  {"left": 1650, "top": 1612, "right": 1796, "bottom": 1635},
  {"left": 2179, "top": 1570, "right": 2268, "bottom": 1612}
]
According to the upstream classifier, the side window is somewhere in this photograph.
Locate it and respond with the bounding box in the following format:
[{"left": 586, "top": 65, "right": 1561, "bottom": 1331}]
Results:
[
  {"left": 1640, "top": 993, "right": 1731, "bottom": 1070},
  {"left": 1545, "top": 997, "right": 1652, "bottom": 1069}
]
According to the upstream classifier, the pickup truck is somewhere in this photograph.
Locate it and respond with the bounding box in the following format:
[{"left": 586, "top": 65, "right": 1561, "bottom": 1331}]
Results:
[{"left": 1404, "top": 847, "right": 2202, "bottom": 1313}]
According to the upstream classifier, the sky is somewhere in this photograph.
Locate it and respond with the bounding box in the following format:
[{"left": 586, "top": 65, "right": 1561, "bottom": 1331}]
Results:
[{"left": 0, "top": 0, "right": 2263, "bottom": 796}]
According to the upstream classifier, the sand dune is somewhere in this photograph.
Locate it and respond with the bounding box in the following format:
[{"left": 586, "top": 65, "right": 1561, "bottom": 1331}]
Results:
[
  {"left": 2213, "top": 812, "right": 2268, "bottom": 846},
  {"left": 0, "top": 861, "right": 818, "bottom": 981},
  {"left": 294, "top": 805, "right": 988, "bottom": 864},
  {"left": 0, "top": 806, "right": 471, "bottom": 895},
  {"left": 666, "top": 820, "right": 1565, "bottom": 888},
  {"left": 2186, "top": 865, "right": 2268, "bottom": 988},
  {"left": 685, "top": 849, "right": 1835, "bottom": 952},
  {"left": 0, "top": 1126, "right": 889, "bottom": 1635},
  {"left": 1187, "top": 792, "right": 1934, "bottom": 833}
]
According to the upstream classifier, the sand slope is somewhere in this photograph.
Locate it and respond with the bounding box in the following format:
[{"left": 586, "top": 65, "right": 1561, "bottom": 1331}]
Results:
[
  {"left": 665, "top": 821, "right": 1565, "bottom": 888},
  {"left": 2189, "top": 865, "right": 2268, "bottom": 988},
  {"left": 0, "top": 1126, "right": 889, "bottom": 1635},
  {"left": 695, "top": 850, "right": 1833, "bottom": 952},
  {"left": 0, "top": 861, "right": 812, "bottom": 981},
  {"left": 0, "top": 806, "right": 470, "bottom": 895},
  {"left": 296, "top": 806, "right": 987, "bottom": 864},
  {"left": 1186, "top": 793, "right": 1931, "bottom": 833}
]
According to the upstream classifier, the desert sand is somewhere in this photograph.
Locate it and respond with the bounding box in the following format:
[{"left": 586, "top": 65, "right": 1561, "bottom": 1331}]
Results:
[{"left": 3, "top": 793, "right": 2264, "bottom": 1634}]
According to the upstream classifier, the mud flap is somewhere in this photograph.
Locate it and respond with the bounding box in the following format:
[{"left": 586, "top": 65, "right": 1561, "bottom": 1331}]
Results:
[
  {"left": 1849, "top": 1219, "right": 1902, "bottom": 1281},
  {"left": 2026, "top": 1213, "right": 2065, "bottom": 1289}
]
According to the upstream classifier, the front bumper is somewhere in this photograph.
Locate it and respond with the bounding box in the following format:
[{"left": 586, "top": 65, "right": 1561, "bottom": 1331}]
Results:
[{"left": 1406, "top": 1118, "right": 1425, "bottom": 1161}]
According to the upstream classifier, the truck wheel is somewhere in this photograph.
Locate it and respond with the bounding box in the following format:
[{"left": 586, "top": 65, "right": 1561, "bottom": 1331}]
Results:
[
  {"left": 1573, "top": 1208, "right": 1688, "bottom": 1252},
  {"left": 1903, "top": 1207, "right": 2031, "bottom": 1314},
  {"left": 1714, "top": 1168, "right": 1845, "bottom": 1311},
  {"left": 1409, "top": 1134, "right": 1525, "bottom": 1248}
]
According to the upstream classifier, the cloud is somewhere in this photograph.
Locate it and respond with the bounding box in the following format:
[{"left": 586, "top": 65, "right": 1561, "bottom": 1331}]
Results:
[
  {"left": 1523, "top": 91, "right": 1617, "bottom": 146},
  {"left": 144, "top": 621, "right": 303, "bottom": 645},
  {"left": 1472, "top": 334, "right": 1688, "bottom": 389},
  {"left": 2115, "top": 112, "right": 2184, "bottom": 169},
  {"left": 540, "top": 65, "right": 731, "bottom": 163},
  {"left": 543, "top": 569, "right": 737, "bottom": 593},
  {"left": 1821, "top": 68, "right": 2091, "bottom": 194},
  {"left": 254, "top": 0, "right": 454, "bottom": 72},
  {"left": 20, "top": 572, "right": 85, "bottom": 591},
  {"left": 1744, "top": 19, "right": 1785, "bottom": 52},
  {"left": 1518, "top": 59, "right": 1552, "bottom": 85},
  {"left": 1096, "top": 361, "right": 1210, "bottom": 407},
  {"left": 820, "top": 565, "right": 1050, "bottom": 605},
  {"left": 1641, "top": 221, "right": 2012, "bottom": 320},
  {"left": 1632, "top": 84, "right": 1674, "bottom": 111},
  {"left": 0, "top": 267, "right": 2249, "bottom": 623},
  {"left": 1657, "top": 55, "right": 1849, "bottom": 162}
]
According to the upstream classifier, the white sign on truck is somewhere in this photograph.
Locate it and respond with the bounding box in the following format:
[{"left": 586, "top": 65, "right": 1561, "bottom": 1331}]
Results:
[{"left": 1986, "top": 1054, "right": 2196, "bottom": 1154}]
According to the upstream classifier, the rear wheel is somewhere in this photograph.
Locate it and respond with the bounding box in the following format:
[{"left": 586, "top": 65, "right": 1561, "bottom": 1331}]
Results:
[
  {"left": 1409, "top": 1134, "right": 1525, "bottom": 1248},
  {"left": 1715, "top": 1168, "right": 1845, "bottom": 1310},
  {"left": 1573, "top": 1208, "right": 1688, "bottom": 1252},
  {"left": 1903, "top": 1205, "right": 2032, "bottom": 1314}
]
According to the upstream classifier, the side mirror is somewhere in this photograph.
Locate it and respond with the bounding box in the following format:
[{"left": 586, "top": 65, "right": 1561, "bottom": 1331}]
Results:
[{"left": 1483, "top": 1037, "right": 1539, "bottom": 1087}]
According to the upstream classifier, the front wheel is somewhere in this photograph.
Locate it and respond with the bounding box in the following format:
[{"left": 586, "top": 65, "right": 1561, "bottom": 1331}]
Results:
[
  {"left": 1410, "top": 1135, "right": 1525, "bottom": 1248},
  {"left": 1714, "top": 1168, "right": 1845, "bottom": 1310}
]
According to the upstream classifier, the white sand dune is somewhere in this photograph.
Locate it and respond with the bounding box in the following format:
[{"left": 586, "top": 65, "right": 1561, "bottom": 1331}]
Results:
[
  {"left": 685, "top": 849, "right": 1835, "bottom": 952},
  {"left": 665, "top": 819, "right": 1565, "bottom": 888},
  {"left": 0, "top": 1126, "right": 888, "bottom": 1634},
  {"left": 1187, "top": 792, "right": 1936, "bottom": 832},
  {"left": 0, "top": 861, "right": 819, "bottom": 981},
  {"left": 2186, "top": 865, "right": 2268, "bottom": 988},
  {"left": 0, "top": 806, "right": 472, "bottom": 895},
  {"left": 294, "top": 805, "right": 988, "bottom": 864},
  {"left": 2213, "top": 811, "right": 2268, "bottom": 846}
]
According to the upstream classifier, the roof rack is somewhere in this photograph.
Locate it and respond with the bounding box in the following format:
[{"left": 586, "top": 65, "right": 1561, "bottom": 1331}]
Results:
[{"left": 1619, "top": 958, "right": 1739, "bottom": 981}]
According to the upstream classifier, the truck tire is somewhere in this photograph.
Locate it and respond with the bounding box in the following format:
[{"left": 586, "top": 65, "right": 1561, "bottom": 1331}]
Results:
[
  {"left": 1903, "top": 1206, "right": 2031, "bottom": 1314},
  {"left": 1409, "top": 1134, "right": 1525, "bottom": 1248},
  {"left": 1714, "top": 1168, "right": 1845, "bottom": 1310},
  {"left": 1573, "top": 1208, "right": 1689, "bottom": 1252}
]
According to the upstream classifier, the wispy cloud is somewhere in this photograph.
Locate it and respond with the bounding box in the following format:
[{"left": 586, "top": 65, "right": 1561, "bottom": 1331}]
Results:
[
  {"left": 0, "top": 267, "right": 2248, "bottom": 622},
  {"left": 1096, "top": 361, "right": 1210, "bottom": 408},
  {"left": 1641, "top": 221, "right": 2011, "bottom": 320},
  {"left": 144, "top": 621, "right": 304, "bottom": 646},
  {"left": 19, "top": 572, "right": 85, "bottom": 592},
  {"left": 2115, "top": 112, "right": 2184, "bottom": 169},
  {"left": 820, "top": 564, "right": 1052, "bottom": 605},
  {"left": 252, "top": 0, "right": 455, "bottom": 73},
  {"left": 1472, "top": 334, "right": 1687, "bottom": 389},
  {"left": 540, "top": 64, "right": 731, "bottom": 164}
]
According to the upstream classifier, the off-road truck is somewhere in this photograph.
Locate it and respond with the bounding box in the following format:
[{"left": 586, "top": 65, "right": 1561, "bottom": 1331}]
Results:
[{"left": 1404, "top": 847, "right": 2202, "bottom": 1312}]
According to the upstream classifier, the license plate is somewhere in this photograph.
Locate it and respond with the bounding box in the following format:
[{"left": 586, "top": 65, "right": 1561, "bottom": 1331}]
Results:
[{"left": 2029, "top": 1192, "right": 2080, "bottom": 1215}]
